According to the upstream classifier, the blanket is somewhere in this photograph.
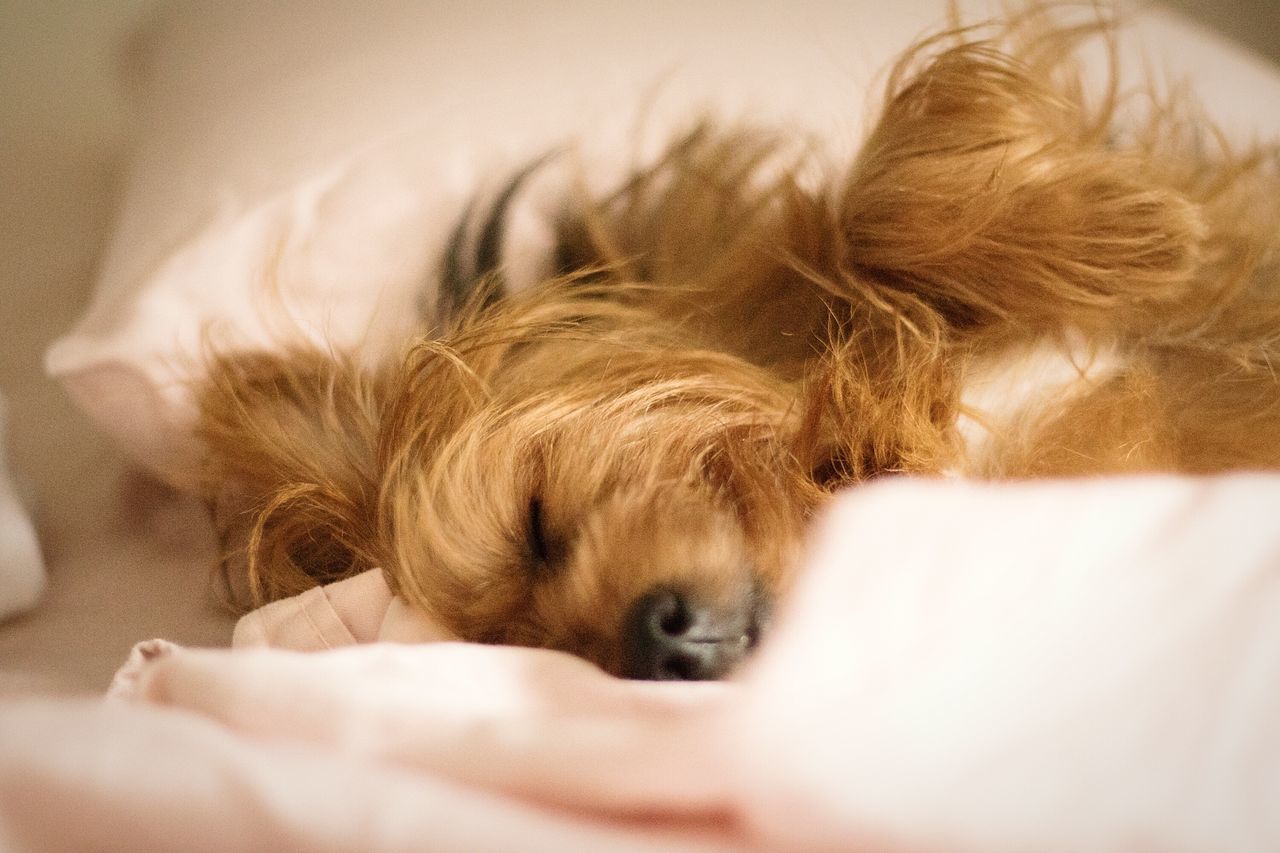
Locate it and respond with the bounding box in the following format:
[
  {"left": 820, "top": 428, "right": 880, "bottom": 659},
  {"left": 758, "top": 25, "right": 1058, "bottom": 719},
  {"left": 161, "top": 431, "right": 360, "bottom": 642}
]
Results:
[{"left": 2, "top": 474, "right": 1279, "bottom": 851}]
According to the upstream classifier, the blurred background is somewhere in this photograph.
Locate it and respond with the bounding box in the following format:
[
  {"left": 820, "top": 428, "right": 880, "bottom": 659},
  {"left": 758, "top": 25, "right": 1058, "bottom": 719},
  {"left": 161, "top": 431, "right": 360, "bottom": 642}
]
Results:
[
  {"left": 2, "top": 2, "right": 1276, "bottom": 166},
  {"left": 1162, "top": 0, "right": 1279, "bottom": 62}
]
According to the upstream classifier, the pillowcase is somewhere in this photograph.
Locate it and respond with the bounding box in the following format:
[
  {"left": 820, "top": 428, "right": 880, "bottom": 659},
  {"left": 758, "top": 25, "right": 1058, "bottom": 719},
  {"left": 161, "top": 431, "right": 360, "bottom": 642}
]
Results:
[
  {"left": 0, "top": 393, "right": 45, "bottom": 619},
  {"left": 45, "top": 0, "right": 1280, "bottom": 486}
]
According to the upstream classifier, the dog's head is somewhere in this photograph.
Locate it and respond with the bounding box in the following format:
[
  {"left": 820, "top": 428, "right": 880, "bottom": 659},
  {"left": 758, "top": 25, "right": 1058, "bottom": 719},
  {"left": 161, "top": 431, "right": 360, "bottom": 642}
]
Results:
[
  {"left": 371, "top": 294, "right": 822, "bottom": 679},
  {"left": 201, "top": 284, "right": 836, "bottom": 680}
]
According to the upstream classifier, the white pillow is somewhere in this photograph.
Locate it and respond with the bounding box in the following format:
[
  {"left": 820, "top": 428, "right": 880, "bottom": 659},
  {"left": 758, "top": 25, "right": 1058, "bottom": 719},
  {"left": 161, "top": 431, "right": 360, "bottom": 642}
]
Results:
[
  {"left": 44, "top": 0, "right": 1280, "bottom": 486},
  {"left": 0, "top": 394, "right": 45, "bottom": 619}
]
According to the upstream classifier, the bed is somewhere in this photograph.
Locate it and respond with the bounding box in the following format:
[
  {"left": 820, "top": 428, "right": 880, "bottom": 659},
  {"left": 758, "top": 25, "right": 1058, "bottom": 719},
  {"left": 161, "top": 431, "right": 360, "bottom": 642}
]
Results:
[{"left": 2, "top": 1, "right": 1279, "bottom": 849}]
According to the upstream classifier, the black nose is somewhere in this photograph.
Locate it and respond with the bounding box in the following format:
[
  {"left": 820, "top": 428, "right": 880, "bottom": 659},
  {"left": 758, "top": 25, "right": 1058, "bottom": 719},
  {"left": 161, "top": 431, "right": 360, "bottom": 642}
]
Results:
[{"left": 621, "top": 588, "right": 763, "bottom": 681}]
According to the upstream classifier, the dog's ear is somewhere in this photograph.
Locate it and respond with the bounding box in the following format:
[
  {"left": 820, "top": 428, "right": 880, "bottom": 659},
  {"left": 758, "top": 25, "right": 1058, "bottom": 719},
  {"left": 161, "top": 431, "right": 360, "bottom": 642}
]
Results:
[
  {"left": 832, "top": 30, "right": 1203, "bottom": 337},
  {"left": 198, "top": 349, "right": 387, "bottom": 607},
  {"left": 199, "top": 330, "right": 502, "bottom": 610}
]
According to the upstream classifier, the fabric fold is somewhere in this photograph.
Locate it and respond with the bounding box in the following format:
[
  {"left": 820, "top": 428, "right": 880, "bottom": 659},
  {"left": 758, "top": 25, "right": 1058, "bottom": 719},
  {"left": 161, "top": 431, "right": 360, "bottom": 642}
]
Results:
[{"left": 8, "top": 475, "right": 1280, "bottom": 851}]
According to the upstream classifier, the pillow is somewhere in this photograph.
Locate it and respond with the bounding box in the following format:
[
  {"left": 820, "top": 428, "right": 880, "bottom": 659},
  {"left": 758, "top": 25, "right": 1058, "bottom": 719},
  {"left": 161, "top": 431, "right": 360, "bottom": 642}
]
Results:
[
  {"left": 0, "top": 393, "right": 45, "bottom": 619},
  {"left": 45, "top": 0, "right": 1280, "bottom": 487}
]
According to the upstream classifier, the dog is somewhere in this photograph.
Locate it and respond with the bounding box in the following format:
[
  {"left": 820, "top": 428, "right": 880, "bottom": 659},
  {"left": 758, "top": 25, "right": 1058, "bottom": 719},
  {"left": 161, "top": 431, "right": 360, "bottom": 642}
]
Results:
[{"left": 197, "top": 10, "right": 1280, "bottom": 680}]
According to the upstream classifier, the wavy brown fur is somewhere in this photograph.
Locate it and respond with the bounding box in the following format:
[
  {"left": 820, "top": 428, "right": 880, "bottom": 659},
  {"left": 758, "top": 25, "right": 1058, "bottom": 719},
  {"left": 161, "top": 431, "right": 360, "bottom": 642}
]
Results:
[{"left": 198, "top": 8, "right": 1280, "bottom": 676}]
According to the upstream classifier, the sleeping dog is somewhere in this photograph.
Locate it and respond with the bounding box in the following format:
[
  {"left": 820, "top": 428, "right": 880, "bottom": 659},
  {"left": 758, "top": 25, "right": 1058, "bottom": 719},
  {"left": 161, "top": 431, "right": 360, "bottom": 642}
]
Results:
[{"left": 198, "top": 10, "right": 1280, "bottom": 680}]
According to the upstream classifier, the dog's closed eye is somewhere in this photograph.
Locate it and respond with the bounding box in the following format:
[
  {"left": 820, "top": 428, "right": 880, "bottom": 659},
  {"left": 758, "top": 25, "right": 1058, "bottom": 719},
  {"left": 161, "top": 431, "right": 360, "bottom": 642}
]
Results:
[{"left": 527, "top": 496, "right": 553, "bottom": 567}]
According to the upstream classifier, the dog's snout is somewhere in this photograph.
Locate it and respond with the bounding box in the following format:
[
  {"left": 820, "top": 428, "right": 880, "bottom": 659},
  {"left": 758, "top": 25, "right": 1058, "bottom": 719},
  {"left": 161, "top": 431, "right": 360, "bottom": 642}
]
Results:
[{"left": 622, "top": 588, "right": 761, "bottom": 681}]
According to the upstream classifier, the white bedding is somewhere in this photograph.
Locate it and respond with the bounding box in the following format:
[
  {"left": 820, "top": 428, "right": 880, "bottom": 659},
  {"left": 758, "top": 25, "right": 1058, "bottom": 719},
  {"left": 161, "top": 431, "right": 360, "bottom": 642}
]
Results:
[{"left": 4, "top": 476, "right": 1280, "bottom": 851}]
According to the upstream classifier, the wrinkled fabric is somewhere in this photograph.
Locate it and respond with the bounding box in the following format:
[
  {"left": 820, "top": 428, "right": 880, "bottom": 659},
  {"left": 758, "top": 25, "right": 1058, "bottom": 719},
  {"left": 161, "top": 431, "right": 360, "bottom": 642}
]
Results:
[
  {"left": 4, "top": 476, "right": 1280, "bottom": 851},
  {"left": 230, "top": 567, "right": 450, "bottom": 650}
]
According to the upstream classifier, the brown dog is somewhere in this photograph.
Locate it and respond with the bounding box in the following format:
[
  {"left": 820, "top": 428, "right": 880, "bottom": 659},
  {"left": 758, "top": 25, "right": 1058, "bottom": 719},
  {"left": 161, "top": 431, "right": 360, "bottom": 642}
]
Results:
[{"left": 198, "top": 11, "right": 1280, "bottom": 679}]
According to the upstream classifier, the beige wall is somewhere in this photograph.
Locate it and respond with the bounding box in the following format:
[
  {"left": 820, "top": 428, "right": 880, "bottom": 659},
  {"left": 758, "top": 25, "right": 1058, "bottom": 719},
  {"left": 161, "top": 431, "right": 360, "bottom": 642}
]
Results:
[
  {"left": 1160, "top": 0, "right": 1279, "bottom": 64},
  {"left": 0, "top": 0, "right": 155, "bottom": 152}
]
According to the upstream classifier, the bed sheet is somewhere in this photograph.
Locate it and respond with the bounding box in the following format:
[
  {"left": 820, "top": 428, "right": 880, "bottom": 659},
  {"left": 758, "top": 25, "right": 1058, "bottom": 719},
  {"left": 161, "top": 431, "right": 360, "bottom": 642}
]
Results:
[{"left": 4, "top": 475, "right": 1280, "bottom": 851}]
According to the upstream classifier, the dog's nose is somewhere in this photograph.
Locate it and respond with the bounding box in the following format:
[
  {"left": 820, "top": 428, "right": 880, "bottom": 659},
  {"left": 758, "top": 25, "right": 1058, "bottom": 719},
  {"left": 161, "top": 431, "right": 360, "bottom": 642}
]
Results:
[{"left": 621, "top": 588, "right": 761, "bottom": 680}]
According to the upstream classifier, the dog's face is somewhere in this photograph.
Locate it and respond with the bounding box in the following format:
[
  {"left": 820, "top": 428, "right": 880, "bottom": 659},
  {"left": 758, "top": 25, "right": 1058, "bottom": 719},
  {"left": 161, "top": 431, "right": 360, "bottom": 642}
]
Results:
[{"left": 376, "top": 301, "right": 820, "bottom": 679}]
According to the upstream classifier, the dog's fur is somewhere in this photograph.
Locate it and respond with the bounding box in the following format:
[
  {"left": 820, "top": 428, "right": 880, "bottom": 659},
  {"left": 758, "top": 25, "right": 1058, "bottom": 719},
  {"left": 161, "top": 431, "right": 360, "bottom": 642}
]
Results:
[{"left": 198, "top": 10, "right": 1280, "bottom": 678}]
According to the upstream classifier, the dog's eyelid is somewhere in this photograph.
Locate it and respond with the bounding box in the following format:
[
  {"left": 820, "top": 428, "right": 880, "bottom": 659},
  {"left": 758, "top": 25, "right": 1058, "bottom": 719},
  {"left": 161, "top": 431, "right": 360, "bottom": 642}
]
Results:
[{"left": 528, "top": 495, "right": 552, "bottom": 565}]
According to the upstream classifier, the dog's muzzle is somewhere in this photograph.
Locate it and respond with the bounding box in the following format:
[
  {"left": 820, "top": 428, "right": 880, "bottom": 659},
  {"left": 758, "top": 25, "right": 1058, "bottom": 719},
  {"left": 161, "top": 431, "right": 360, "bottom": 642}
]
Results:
[{"left": 621, "top": 587, "right": 766, "bottom": 680}]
